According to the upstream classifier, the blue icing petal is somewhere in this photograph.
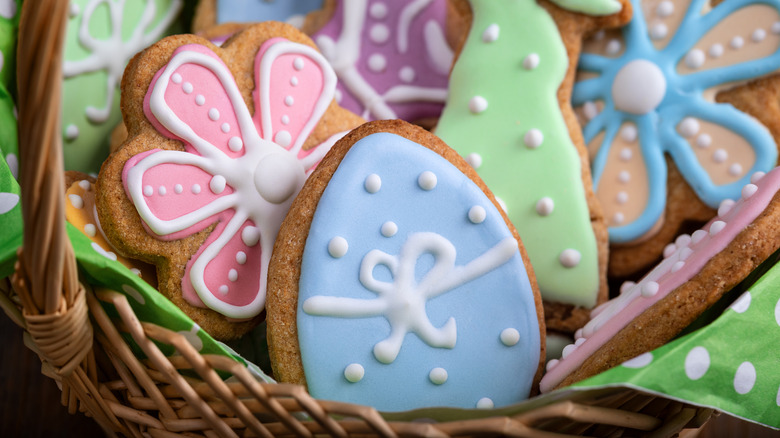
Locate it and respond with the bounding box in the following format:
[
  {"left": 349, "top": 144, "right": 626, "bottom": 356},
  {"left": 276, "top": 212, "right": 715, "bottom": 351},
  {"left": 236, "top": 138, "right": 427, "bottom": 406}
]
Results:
[
  {"left": 297, "top": 132, "right": 541, "bottom": 412},
  {"left": 573, "top": 0, "right": 780, "bottom": 242},
  {"left": 217, "top": 0, "right": 323, "bottom": 25}
]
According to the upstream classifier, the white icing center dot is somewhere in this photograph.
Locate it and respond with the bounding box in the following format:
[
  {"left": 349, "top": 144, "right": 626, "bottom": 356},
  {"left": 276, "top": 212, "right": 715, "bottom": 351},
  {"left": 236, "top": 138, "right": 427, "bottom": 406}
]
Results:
[
  {"left": 381, "top": 221, "right": 398, "bottom": 237},
  {"left": 399, "top": 66, "right": 415, "bottom": 83},
  {"left": 370, "top": 24, "right": 390, "bottom": 44},
  {"left": 174, "top": 184, "right": 183, "bottom": 194},
  {"left": 254, "top": 151, "right": 305, "bottom": 204},
  {"left": 500, "top": 328, "right": 520, "bottom": 346},
  {"left": 208, "top": 108, "right": 220, "bottom": 121},
  {"left": 536, "top": 197, "right": 554, "bottom": 216},
  {"left": 242, "top": 226, "right": 261, "bottom": 247},
  {"left": 368, "top": 53, "right": 387, "bottom": 72},
  {"left": 328, "top": 236, "right": 348, "bottom": 258},
  {"left": 678, "top": 117, "right": 700, "bottom": 138},
  {"left": 657, "top": 1, "right": 674, "bottom": 17},
  {"left": 476, "top": 398, "right": 494, "bottom": 409},
  {"left": 418, "top": 171, "right": 437, "bottom": 190},
  {"left": 685, "top": 49, "right": 705, "bottom": 69},
  {"left": 523, "top": 129, "right": 544, "bottom": 149},
  {"left": 523, "top": 53, "right": 540, "bottom": 70},
  {"left": 365, "top": 174, "right": 381, "bottom": 193},
  {"left": 236, "top": 251, "right": 247, "bottom": 264},
  {"left": 482, "top": 23, "right": 500, "bottom": 43},
  {"left": 143, "top": 185, "right": 153, "bottom": 197},
  {"left": 210, "top": 175, "right": 226, "bottom": 194},
  {"left": 158, "top": 186, "right": 167, "bottom": 196},
  {"left": 583, "top": 101, "right": 599, "bottom": 120},
  {"left": 191, "top": 184, "right": 201, "bottom": 194},
  {"left": 370, "top": 2, "right": 387, "bottom": 19},
  {"left": 466, "top": 153, "right": 482, "bottom": 169},
  {"left": 469, "top": 96, "right": 488, "bottom": 114},
  {"left": 649, "top": 23, "right": 668, "bottom": 40},
  {"left": 65, "top": 124, "right": 79, "bottom": 141},
  {"left": 344, "top": 363, "right": 364, "bottom": 383},
  {"left": 709, "top": 43, "right": 724, "bottom": 58},
  {"left": 468, "top": 205, "right": 487, "bottom": 224},
  {"left": 84, "top": 223, "right": 96, "bottom": 237},
  {"left": 559, "top": 249, "right": 581, "bottom": 268},
  {"left": 196, "top": 95, "right": 205, "bottom": 106},
  {"left": 183, "top": 82, "right": 193, "bottom": 94},
  {"left": 228, "top": 136, "right": 243, "bottom": 152},
  {"left": 228, "top": 269, "right": 238, "bottom": 282},
  {"left": 612, "top": 59, "right": 666, "bottom": 115},
  {"left": 293, "top": 57, "right": 305, "bottom": 71},
  {"left": 429, "top": 367, "right": 448, "bottom": 385},
  {"left": 731, "top": 36, "right": 745, "bottom": 49}
]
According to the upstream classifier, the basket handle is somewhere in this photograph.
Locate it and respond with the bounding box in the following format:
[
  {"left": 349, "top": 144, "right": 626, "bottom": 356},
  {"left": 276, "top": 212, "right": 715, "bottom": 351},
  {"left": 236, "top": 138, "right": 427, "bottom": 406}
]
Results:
[{"left": 12, "top": 0, "right": 90, "bottom": 374}]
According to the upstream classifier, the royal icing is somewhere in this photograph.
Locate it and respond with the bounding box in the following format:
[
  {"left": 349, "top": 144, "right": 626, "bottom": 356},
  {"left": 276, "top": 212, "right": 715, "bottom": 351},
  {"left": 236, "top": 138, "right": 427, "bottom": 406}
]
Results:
[
  {"left": 122, "top": 38, "right": 341, "bottom": 319},
  {"left": 297, "top": 132, "right": 541, "bottom": 412},
  {"left": 435, "top": 0, "right": 614, "bottom": 308},
  {"left": 540, "top": 168, "right": 780, "bottom": 393},
  {"left": 216, "top": 0, "right": 323, "bottom": 29},
  {"left": 63, "top": 0, "right": 182, "bottom": 173},
  {"left": 311, "top": 0, "right": 452, "bottom": 122},
  {"left": 574, "top": 0, "right": 780, "bottom": 243}
]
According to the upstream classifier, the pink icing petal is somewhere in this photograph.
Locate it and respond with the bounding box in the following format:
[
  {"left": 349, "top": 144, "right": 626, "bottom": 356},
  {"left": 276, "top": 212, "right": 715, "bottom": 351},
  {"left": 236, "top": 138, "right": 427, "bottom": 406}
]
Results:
[
  {"left": 144, "top": 44, "right": 252, "bottom": 160},
  {"left": 253, "top": 38, "right": 336, "bottom": 154},
  {"left": 182, "top": 218, "right": 265, "bottom": 315}
]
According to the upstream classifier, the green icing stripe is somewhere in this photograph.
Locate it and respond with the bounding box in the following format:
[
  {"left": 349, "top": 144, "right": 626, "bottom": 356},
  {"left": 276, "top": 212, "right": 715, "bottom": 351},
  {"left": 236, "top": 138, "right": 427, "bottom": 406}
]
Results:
[
  {"left": 435, "top": 0, "right": 599, "bottom": 308},
  {"left": 549, "top": 0, "right": 623, "bottom": 16}
]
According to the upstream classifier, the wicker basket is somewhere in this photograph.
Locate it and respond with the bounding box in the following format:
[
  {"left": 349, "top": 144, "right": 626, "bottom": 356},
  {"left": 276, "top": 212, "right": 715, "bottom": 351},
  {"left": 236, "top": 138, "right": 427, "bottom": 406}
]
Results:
[{"left": 0, "top": 1, "right": 715, "bottom": 436}]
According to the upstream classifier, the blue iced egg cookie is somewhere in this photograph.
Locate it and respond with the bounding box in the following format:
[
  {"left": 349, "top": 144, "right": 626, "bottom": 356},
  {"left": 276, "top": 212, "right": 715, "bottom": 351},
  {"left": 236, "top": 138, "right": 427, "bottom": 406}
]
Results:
[{"left": 266, "top": 120, "right": 545, "bottom": 412}]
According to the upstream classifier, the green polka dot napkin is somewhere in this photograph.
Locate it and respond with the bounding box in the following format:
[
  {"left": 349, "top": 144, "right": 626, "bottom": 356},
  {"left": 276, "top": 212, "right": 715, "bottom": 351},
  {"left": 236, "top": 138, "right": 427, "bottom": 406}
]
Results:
[{"left": 0, "top": 0, "right": 19, "bottom": 179}]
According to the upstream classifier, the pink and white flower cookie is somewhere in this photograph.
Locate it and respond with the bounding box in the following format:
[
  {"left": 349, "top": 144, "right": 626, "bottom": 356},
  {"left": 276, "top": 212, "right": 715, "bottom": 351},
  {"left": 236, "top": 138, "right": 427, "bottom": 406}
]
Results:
[{"left": 96, "top": 22, "right": 364, "bottom": 340}]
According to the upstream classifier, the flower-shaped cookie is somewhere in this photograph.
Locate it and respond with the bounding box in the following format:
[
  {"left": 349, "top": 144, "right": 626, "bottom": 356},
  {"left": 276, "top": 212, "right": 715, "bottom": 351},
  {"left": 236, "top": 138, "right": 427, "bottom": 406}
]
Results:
[
  {"left": 575, "top": 0, "right": 780, "bottom": 245},
  {"left": 98, "top": 24, "right": 362, "bottom": 338}
]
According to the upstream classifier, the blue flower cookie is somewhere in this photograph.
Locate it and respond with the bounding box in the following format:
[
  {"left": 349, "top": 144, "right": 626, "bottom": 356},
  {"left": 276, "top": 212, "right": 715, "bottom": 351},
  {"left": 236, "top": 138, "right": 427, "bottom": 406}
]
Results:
[{"left": 266, "top": 120, "right": 545, "bottom": 412}]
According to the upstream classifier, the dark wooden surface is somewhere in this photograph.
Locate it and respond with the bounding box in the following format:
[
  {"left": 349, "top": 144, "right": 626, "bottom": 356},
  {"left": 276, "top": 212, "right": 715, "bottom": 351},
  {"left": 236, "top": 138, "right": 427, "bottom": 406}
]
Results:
[{"left": 1, "top": 310, "right": 778, "bottom": 437}]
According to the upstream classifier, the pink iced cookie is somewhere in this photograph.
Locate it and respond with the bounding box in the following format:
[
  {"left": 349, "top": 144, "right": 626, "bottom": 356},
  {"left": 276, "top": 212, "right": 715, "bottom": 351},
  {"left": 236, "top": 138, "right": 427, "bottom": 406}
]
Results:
[
  {"left": 309, "top": 0, "right": 461, "bottom": 124},
  {"left": 97, "top": 23, "right": 363, "bottom": 339},
  {"left": 540, "top": 167, "right": 780, "bottom": 392}
]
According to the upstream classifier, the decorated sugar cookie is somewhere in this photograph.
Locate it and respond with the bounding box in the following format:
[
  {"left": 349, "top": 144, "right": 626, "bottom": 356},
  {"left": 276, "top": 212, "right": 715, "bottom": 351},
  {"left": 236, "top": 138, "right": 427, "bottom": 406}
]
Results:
[
  {"left": 96, "top": 23, "right": 364, "bottom": 340},
  {"left": 540, "top": 167, "right": 780, "bottom": 392},
  {"left": 574, "top": 0, "right": 780, "bottom": 277},
  {"left": 435, "top": 0, "right": 630, "bottom": 334},
  {"left": 307, "top": 0, "right": 466, "bottom": 125},
  {"left": 63, "top": 0, "right": 183, "bottom": 173},
  {"left": 266, "top": 120, "right": 545, "bottom": 412}
]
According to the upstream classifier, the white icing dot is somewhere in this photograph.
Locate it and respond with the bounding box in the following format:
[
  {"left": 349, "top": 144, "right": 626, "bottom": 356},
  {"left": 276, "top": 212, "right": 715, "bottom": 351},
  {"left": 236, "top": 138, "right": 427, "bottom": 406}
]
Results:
[
  {"left": 734, "top": 362, "right": 757, "bottom": 394},
  {"left": 712, "top": 149, "right": 728, "bottom": 163},
  {"left": 729, "top": 163, "right": 743, "bottom": 177},
  {"left": 731, "top": 36, "right": 745, "bottom": 49},
  {"left": 616, "top": 191, "right": 628, "bottom": 204},
  {"left": 210, "top": 175, "right": 227, "bottom": 194},
  {"left": 174, "top": 184, "right": 183, "bottom": 194},
  {"left": 561, "top": 343, "right": 577, "bottom": 358},
  {"left": 171, "top": 73, "right": 182, "bottom": 84},
  {"left": 523, "top": 129, "right": 544, "bottom": 149},
  {"left": 691, "top": 229, "right": 708, "bottom": 244},
  {"left": 641, "top": 281, "right": 659, "bottom": 297},
  {"left": 399, "top": 66, "right": 415, "bottom": 83},
  {"left": 182, "top": 82, "right": 194, "bottom": 94},
  {"left": 678, "top": 117, "right": 700, "bottom": 137},
  {"left": 559, "top": 249, "right": 581, "bottom": 268},
  {"left": 191, "top": 184, "right": 201, "bottom": 194},
  {"left": 663, "top": 244, "right": 677, "bottom": 258},
  {"left": 708, "top": 43, "right": 724, "bottom": 58},
  {"left": 618, "top": 170, "right": 631, "bottom": 183},
  {"left": 620, "top": 124, "right": 638, "bottom": 143},
  {"left": 228, "top": 269, "right": 238, "bottom": 282},
  {"left": 275, "top": 130, "right": 292, "bottom": 147},
  {"left": 158, "top": 186, "right": 167, "bottom": 196},
  {"left": 469, "top": 96, "right": 488, "bottom": 114},
  {"left": 78, "top": 180, "right": 90, "bottom": 190},
  {"left": 367, "top": 53, "right": 387, "bottom": 72},
  {"left": 671, "top": 261, "right": 686, "bottom": 272},
  {"left": 500, "top": 328, "right": 520, "bottom": 346},
  {"left": 751, "top": 171, "right": 766, "bottom": 183},
  {"left": 476, "top": 398, "right": 494, "bottom": 409},
  {"left": 656, "top": 1, "right": 674, "bottom": 17},
  {"left": 280, "top": 115, "right": 290, "bottom": 126},
  {"left": 290, "top": 76, "right": 299, "bottom": 86},
  {"left": 606, "top": 39, "right": 622, "bottom": 56},
  {"left": 84, "top": 223, "right": 96, "bottom": 237},
  {"left": 365, "top": 174, "right": 381, "bottom": 193},
  {"left": 238, "top": 227, "right": 259, "bottom": 248},
  {"left": 208, "top": 108, "right": 220, "bottom": 121},
  {"left": 523, "top": 53, "right": 540, "bottom": 70},
  {"left": 482, "top": 23, "right": 500, "bottom": 43},
  {"left": 676, "top": 234, "right": 692, "bottom": 248},
  {"left": 718, "top": 199, "right": 735, "bottom": 217},
  {"left": 370, "top": 24, "right": 390, "bottom": 44},
  {"left": 143, "top": 185, "right": 154, "bottom": 197},
  {"left": 649, "top": 23, "right": 668, "bottom": 40},
  {"left": 328, "top": 236, "right": 348, "bottom": 258},
  {"left": 612, "top": 212, "right": 625, "bottom": 225},
  {"left": 546, "top": 359, "right": 559, "bottom": 372},
  {"left": 742, "top": 183, "right": 758, "bottom": 199},
  {"left": 709, "top": 220, "right": 727, "bottom": 236},
  {"left": 685, "top": 346, "right": 710, "bottom": 380},
  {"left": 583, "top": 101, "right": 599, "bottom": 120},
  {"left": 293, "top": 57, "right": 305, "bottom": 71},
  {"left": 370, "top": 2, "right": 387, "bottom": 19},
  {"left": 696, "top": 134, "right": 712, "bottom": 148},
  {"left": 468, "top": 205, "right": 487, "bottom": 224},
  {"left": 68, "top": 194, "right": 84, "bottom": 209},
  {"left": 195, "top": 95, "right": 205, "bottom": 106},
  {"left": 466, "top": 153, "right": 482, "bottom": 169},
  {"left": 381, "top": 221, "right": 398, "bottom": 237},
  {"left": 218, "top": 285, "right": 229, "bottom": 295},
  {"left": 221, "top": 123, "right": 230, "bottom": 133},
  {"left": 679, "top": 247, "right": 694, "bottom": 261},
  {"left": 429, "top": 368, "right": 448, "bottom": 385},
  {"left": 228, "top": 137, "right": 243, "bottom": 152},
  {"left": 236, "top": 251, "right": 247, "bottom": 265},
  {"left": 536, "top": 197, "right": 554, "bottom": 216},
  {"left": 730, "top": 291, "right": 751, "bottom": 313},
  {"left": 65, "top": 124, "right": 79, "bottom": 141},
  {"left": 284, "top": 95, "right": 295, "bottom": 106},
  {"left": 619, "top": 147, "right": 633, "bottom": 161},
  {"left": 773, "top": 22, "right": 780, "bottom": 34},
  {"left": 685, "top": 49, "right": 705, "bottom": 69},
  {"left": 622, "top": 352, "right": 653, "bottom": 368},
  {"left": 344, "top": 363, "right": 364, "bottom": 383},
  {"left": 69, "top": 3, "right": 80, "bottom": 17},
  {"left": 418, "top": 171, "right": 437, "bottom": 190},
  {"left": 753, "top": 28, "right": 767, "bottom": 42}
]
